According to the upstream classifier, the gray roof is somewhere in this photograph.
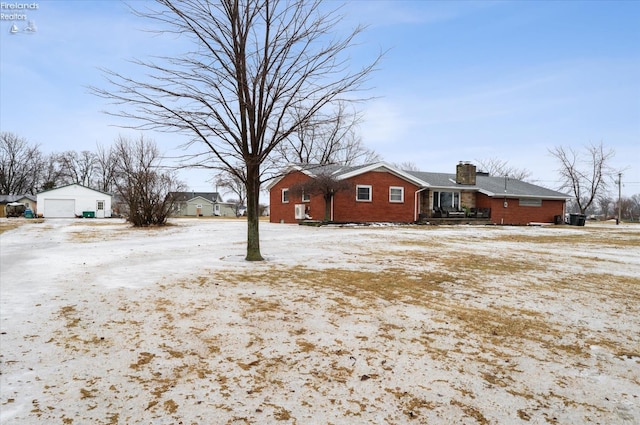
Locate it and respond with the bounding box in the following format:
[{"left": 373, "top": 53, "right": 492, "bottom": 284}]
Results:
[
  {"left": 170, "top": 192, "right": 224, "bottom": 202},
  {"left": 405, "top": 171, "right": 569, "bottom": 199},
  {"left": 36, "top": 183, "right": 113, "bottom": 196},
  {"left": 280, "top": 162, "right": 569, "bottom": 200},
  {"left": 0, "top": 194, "right": 37, "bottom": 204},
  {"left": 474, "top": 174, "right": 569, "bottom": 198}
]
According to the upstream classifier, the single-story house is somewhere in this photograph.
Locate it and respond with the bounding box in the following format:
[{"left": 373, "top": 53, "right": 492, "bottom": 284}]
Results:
[
  {"left": 36, "top": 184, "right": 112, "bottom": 218},
  {"left": 268, "top": 162, "right": 570, "bottom": 225},
  {"left": 169, "top": 192, "right": 237, "bottom": 217},
  {"left": 0, "top": 194, "right": 37, "bottom": 217}
]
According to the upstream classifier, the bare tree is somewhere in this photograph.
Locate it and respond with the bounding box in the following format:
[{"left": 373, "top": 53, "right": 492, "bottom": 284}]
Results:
[
  {"left": 289, "top": 171, "right": 352, "bottom": 222},
  {"left": 276, "top": 101, "right": 379, "bottom": 166},
  {"left": 549, "top": 142, "right": 615, "bottom": 214},
  {"left": 215, "top": 166, "right": 247, "bottom": 216},
  {"left": 596, "top": 194, "right": 614, "bottom": 219},
  {"left": 39, "top": 153, "right": 63, "bottom": 191},
  {"left": 476, "top": 157, "right": 532, "bottom": 181},
  {"left": 91, "top": 0, "right": 380, "bottom": 260},
  {"left": 95, "top": 143, "right": 118, "bottom": 193},
  {"left": 393, "top": 161, "right": 419, "bottom": 171},
  {"left": 57, "top": 150, "right": 98, "bottom": 187},
  {"left": 629, "top": 194, "right": 640, "bottom": 222},
  {"left": 0, "top": 132, "right": 44, "bottom": 195},
  {"left": 113, "top": 135, "right": 185, "bottom": 226}
]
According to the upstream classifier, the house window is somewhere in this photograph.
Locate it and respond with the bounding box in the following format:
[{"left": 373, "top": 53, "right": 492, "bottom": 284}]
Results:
[
  {"left": 519, "top": 198, "right": 542, "bottom": 207},
  {"left": 302, "top": 192, "right": 310, "bottom": 202},
  {"left": 282, "top": 188, "right": 289, "bottom": 203},
  {"left": 433, "top": 191, "right": 460, "bottom": 209},
  {"left": 97, "top": 201, "right": 105, "bottom": 210},
  {"left": 356, "top": 185, "right": 372, "bottom": 202},
  {"left": 389, "top": 186, "right": 404, "bottom": 203}
]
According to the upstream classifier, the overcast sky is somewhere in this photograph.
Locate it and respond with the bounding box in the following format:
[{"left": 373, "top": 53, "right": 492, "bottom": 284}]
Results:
[{"left": 1, "top": 1, "right": 638, "bottom": 196}]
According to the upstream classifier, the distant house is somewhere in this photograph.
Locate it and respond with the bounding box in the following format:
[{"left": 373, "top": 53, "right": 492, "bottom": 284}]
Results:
[
  {"left": 267, "top": 162, "right": 570, "bottom": 225},
  {"left": 0, "top": 194, "right": 37, "bottom": 217},
  {"left": 36, "top": 184, "right": 112, "bottom": 218},
  {"left": 169, "top": 192, "right": 237, "bottom": 217}
]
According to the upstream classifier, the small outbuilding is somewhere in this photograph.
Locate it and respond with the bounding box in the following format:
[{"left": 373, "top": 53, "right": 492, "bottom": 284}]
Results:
[
  {"left": 0, "top": 194, "right": 37, "bottom": 217},
  {"left": 36, "top": 184, "right": 112, "bottom": 218}
]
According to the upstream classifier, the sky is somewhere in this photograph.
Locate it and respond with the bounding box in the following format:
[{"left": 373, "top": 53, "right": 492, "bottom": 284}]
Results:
[{"left": 1, "top": 0, "right": 639, "bottom": 197}]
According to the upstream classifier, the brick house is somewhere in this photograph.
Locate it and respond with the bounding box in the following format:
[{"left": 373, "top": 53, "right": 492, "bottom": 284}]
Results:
[{"left": 267, "top": 162, "right": 570, "bottom": 225}]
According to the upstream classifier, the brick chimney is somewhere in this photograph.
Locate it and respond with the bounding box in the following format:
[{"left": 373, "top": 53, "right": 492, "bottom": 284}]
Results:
[{"left": 456, "top": 161, "right": 476, "bottom": 185}]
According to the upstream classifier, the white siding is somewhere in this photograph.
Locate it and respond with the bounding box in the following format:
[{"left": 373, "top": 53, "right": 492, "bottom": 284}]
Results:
[{"left": 37, "top": 184, "right": 112, "bottom": 218}]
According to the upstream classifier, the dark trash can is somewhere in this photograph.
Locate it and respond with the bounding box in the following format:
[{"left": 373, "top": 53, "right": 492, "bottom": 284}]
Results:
[
  {"left": 554, "top": 215, "right": 563, "bottom": 225},
  {"left": 82, "top": 211, "right": 96, "bottom": 218},
  {"left": 569, "top": 213, "right": 586, "bottom": 226},
  {"left": 24, "top": 209, "right": 34, "bottom": 218}
]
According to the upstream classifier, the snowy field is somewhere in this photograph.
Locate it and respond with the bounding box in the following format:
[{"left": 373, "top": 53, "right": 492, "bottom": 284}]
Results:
[{"left": 1, "top": 218, "right": 639, "bottom": 424}]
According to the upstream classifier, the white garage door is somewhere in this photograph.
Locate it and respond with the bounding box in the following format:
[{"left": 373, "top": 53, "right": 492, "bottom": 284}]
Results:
[{"left": 44, "top": 199, "right": 75, "bottom": 218}]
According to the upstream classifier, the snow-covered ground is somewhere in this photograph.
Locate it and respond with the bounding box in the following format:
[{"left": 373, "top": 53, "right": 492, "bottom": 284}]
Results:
[{"left": 1, "top": 218, "right": 639, "bottom": 424}]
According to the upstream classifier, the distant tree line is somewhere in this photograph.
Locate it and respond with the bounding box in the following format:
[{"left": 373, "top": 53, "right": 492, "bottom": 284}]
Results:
[
  {"left": 1, "top": 131, "right": 118, "bottom": 195},
  {"left": 1, "top": 131, "right": 185, "bottom": 226}
]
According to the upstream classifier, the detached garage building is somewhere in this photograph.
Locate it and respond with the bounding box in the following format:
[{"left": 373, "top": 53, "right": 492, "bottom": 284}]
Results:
[{"left": 36, "top": 184, "right": 112, "bottom": 218}]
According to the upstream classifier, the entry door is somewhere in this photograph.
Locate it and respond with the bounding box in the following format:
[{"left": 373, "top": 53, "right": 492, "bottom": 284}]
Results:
[{"left": 96, "top": 200, "right": 105, "bottom": 218}]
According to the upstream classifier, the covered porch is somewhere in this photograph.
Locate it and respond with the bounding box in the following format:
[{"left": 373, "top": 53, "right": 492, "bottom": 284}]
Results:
[{"left": 417, "top": 188, "right": 491, "bottom": 223}]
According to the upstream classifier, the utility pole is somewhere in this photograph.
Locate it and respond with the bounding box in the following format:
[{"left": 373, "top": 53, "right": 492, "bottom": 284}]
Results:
[{"left": 617, "top": 172, "right": 622, "bottom": 225}]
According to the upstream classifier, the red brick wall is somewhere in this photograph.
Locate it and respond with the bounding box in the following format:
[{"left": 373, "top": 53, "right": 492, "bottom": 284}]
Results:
[
  {"left": 332, "top": 171, "right": 419, "bottom": 223},
  {"left": 476, "top": 193, "right": 565, "bottom": 225},
  {"left": 270, "top": 169, "right": 420, "bottom": 223},
  {"left": 269, "top": 171, "right": 321, "bottom": 223}
]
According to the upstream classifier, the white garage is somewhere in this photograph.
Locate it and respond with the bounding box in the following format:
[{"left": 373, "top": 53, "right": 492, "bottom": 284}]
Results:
[{"left": 37, "top": 184, "right": 112, "bottom": 218}]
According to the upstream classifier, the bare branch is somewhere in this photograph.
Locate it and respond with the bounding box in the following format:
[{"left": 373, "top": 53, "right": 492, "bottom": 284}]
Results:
[{"left": 549, "top": 142, "right": 615, "bottom": 214}]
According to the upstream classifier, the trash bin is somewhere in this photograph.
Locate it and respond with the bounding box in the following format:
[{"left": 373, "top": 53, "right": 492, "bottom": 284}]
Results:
[
  {"left": 24, "top": 209, "right": 33, "bottom": 219},
  {"left": 82, "top": 211, "right": 95, "bottom": 218},
  {"left": 569, "top": 214, "right": 578, "bottom": 225},
  {"left": 554, "top": 215, "right": 563, "bottom": 225},
  {"left": 569, "top": 213, "right": 586, "bottom": 226}
]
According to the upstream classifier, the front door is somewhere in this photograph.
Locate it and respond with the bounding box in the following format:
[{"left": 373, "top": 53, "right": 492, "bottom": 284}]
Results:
[{"left": 96, "top": 200, "right": 105, "bottom": 218}]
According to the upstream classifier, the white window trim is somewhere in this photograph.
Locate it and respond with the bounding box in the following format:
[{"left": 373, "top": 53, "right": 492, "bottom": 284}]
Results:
[
  {"left": 282, "top": 188, "right": 289, "bottom": 203},
  {"left": 356, "top": 185, "right": 372, "bottom": 202},
  {"left": 389, "top": 186, "right": 404, "bottom": 203},
  {"left": 302, "top": 191, "right": 310, "bottom": 202}
]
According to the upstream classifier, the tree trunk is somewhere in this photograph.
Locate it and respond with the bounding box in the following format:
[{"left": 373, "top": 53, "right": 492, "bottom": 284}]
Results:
[{"left": 245, "top": 160, "right": 263, "bottom": 261}]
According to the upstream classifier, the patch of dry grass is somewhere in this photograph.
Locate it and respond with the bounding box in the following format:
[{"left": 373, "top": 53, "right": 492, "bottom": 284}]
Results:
[
  {"left": 66, "top": 221, "right": 179, "bottom": 242},
  {"left": 492, "top": 227, "right": 640, "bottom": 248},
  {"left": 0, "top": 218, "right": 45, "bottom": 235}
]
